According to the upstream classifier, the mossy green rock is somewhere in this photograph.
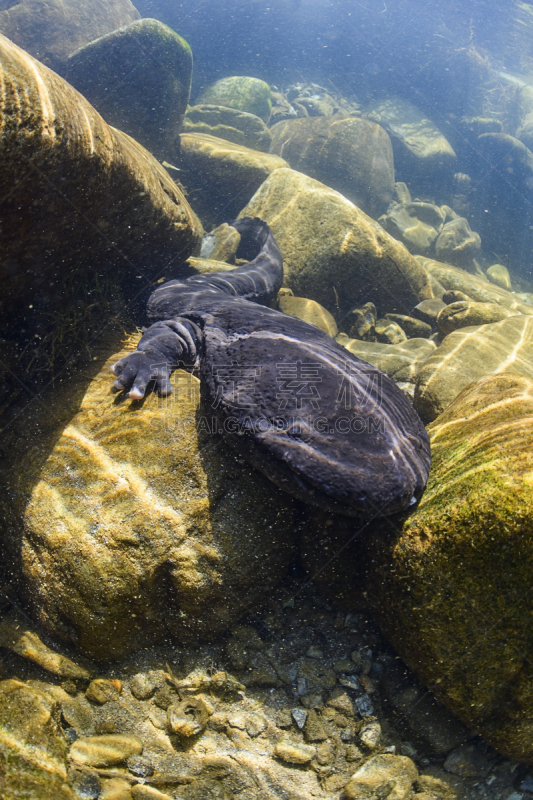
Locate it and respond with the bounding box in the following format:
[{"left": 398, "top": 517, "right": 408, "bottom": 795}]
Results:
[
  {"left": 12, "top": 339, "right": 296, "bottom": 660},
  {"left": 0, "top": 0, "right": 139, "bottom": 73},
  {"left": 415, "top": 315, "right": 533, "bottom": 422},
  {"left": 179, "top": 133, "right": 287, "bottom": 224},
  {"left": 197, "top": 76, "right": 272, "bottom": 122},
  {"left": 367, "top": 373, "right": 533, "bottom": 763},
  {"left": 67, "top": 19, "right": 193, "bottom": 159},
  {"left": 240, "top": 167, "right": 433, "bottom": 317},
  {"left": 183, "top": 104, "right": 272, "bottom": 152},
  {"left": 269, "top": 116, "right": 394, "bottom": 216},
  {"left": 0, "top": 679, "right": 74, "bottom": 799}
]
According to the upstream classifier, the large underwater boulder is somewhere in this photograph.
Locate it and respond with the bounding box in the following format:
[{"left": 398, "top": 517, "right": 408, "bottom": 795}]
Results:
[
  {"left": 367, "top": 373, "right": 533, "bottom": 764},
  {"left": 0, "top": 0, "right": 139, "bottom": 74},
  {"left": 366, "top": 97, "right": 456, "bottom": 192},
  {"left": 240, "top": 167, "right": 433, "bottom": 317},
  {"left": 0, "top": 33, "right": 202, "bottom": 326},
  {"left": 196, "top": 76, "right": 272, "bottom": 122},
  {"left": 10, "top": 339, "right": 296, "bottom": 661},
  {"left": 66, "top": 19, "right": 193, "bottom": 160},
  {"left": 269, "top": 116, "right": 394, "bottom": 217}
]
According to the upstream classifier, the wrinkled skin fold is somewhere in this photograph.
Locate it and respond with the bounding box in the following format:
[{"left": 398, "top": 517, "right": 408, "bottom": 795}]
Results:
[{"left": 112, "top": 217, "right": 431, "bottom": 516}]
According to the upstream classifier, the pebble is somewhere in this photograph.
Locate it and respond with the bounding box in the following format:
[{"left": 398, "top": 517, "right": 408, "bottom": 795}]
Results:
[
  {"left": 100, "top": 777, "right": 134, "bottom": 800},
  {"left": 339, "top": 675, "right": 362, "bottom": 692},
  {"left": 70, "top": 734, "right": 143, "bottom": 767},
  {"left": 168, "top": 695, "right": 213, "bottom": 736},
  {"left": 131, "top": 786, "right": 173, "bottom": 800},
  {"left": 274, "top": 741, "right": 316, "bottom": 764},
  {"left": 326, "top": 689, "right": 354, "bottom": 716},
  {"left": 68, "top": 766, "right": 102, "bottom": 799},
  {"left": 521, "top": 774, "right": 533, "bottom": 792},
  {"left": 304, "top": 709, "right": 328, "bottom": 742},
  {"left": 354, "top": 694, "right": 374, "bottom": 717},
  {"left": 359, "top": 721, "right": 382, "bottom": 749},
  {"left": 443, "top": 744, "right": 493, "bottom": 778},
  {"left": 334, "top": 659, "right": 356, "bottom": 673},
  {"left": 86, "top": 679, "right": 122, "bottom": 705},
  {"left": 343, "top": 754, "right": 418, "bottom": 800},
  {"left": 126, "top": 755, "right": 154, "bottom": 777},
  {"left": 245, "top": 713, "right": 266, "bottom": 737},
  {"left": 291, "top": 707, "right": 308, "bottom": 728},
  {"left": 129, "top": 674, "right": 156, "bottom": 701},
  {"left": 306, "top": 646, "right": 324, "bottom": 659}
]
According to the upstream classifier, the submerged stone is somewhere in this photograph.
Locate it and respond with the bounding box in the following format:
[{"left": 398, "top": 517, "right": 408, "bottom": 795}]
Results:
[
  {"left": 179, "top": 133, "right": 287, "bottom": 223},
  {"left": 183, "top": 104, "right": 272, "bottom": 152},
  {"left": 0, "top": 680, "right": 74, "bottom": 799},
  {"left": 67, "top": 19, "right": 193, "bottom": 160},
  {"left": 240, "top": 167, "right": 433, "bottom": 316},
  {"left": 14, "top": 342, "right": 297, "bottom": 660},
  {"left": 196, "top": 76, "right": 272, "bottom": 122},
  {"left": 0, "top": 0, "right": 139, "bottom": 73},
  {"left": 414, "top": 315, "right": 533, "bottom": 421},
  {"left": 367, "top": 373, "right": 533, "bottom": 764},
  {"left": 269, "top": 116, "right": 394, "bottom": 216},
  {"left": 0, "top": 33, "right": 202, "bottom": 332}
]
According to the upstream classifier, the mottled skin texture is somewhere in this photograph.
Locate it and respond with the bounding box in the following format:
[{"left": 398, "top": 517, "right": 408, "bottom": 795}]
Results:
[{"left": 112, "top": 218, "right": 431, "bottom": 516}]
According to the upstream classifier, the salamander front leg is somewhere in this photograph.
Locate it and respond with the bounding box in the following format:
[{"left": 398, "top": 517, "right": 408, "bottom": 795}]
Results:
[{"left": 111, "top": 319, "right": 200, "bottom": 400}]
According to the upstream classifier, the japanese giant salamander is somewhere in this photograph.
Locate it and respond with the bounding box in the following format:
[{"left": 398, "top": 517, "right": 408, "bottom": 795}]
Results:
[{"left": 111, "top": 217, "right": 430, "bottom": 517}]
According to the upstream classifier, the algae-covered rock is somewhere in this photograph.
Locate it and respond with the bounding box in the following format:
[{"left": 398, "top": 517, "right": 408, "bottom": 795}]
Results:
[
  {"left": 418, "top": 258, "right": 533, "bottom": 315},
  {"left": 0, "top": 679, "right": 75, "bottom": 799},
  {"left": 344, "top": 754, "right": 418, "bottom": 800},
  {"left": 436, "top": 300, "right": 520, "bottom": 336},
  {"left": 0, "top": 34, "right": 202, "bottom": 326},
  {"left": 434, "top": 217, "right": 481, "bottom": 269},
  {"left": 366, "top": 97, "right": 456, "bottom": 188},
  {"left": 67, "top": 19, "right": 193, "bottom": 160},
  {"left": 183, "top": 104, "right": 272, "bottom": 152},
  {"left": 414, "top": 315, "right": 533, "bottom": 421},
  {"left": 197, "top": 76, "right": 272, "bottom": 122},
  {"left": 379, "top": 202, "right": 445, "bottom": 255},
  {"left": 179, "top": 133, "right": 287, "bottom": 224},
  {"left": 199, "top": 222, "right": 241, "bottom": 263},
  {"left": 13, "top": 339, "right": 296, "bottom": 660},
  {"left": 367, "top": 373, "right": 533, "bottom": 763},
  {"left": 486, "top": 263, "right": 511, "bottom": 290},
  {"left": 239, "top": 168, "right": 433, "bottom": 316},
  {"left": 269, "top": 116, "right": 394, "bottom": 216},
  {"left": 278, "top": 295, "right": 338, "bottom": 337},
  {"left": 0, "top": 0, "right": 139, "bottom": 73}
]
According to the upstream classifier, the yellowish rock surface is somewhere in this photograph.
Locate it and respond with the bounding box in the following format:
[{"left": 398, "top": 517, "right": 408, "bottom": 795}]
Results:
[
  {"left": 17, "top": 339, "right": 296, "bottom": 660},
  {"left": 70, "top": 734, "right": 142, "bottom": 767},
  {"left": 0, "top": 679, "right": 74, "bottom": 799},
  {"left": 436, "top": 300, "right": 521, "bottom": 336},
  {"left": 278, "top": 295, "right": 338, "bottom": 336},
  {"left": 415, "top": 315, "right": 533, "bottom": 421}
]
